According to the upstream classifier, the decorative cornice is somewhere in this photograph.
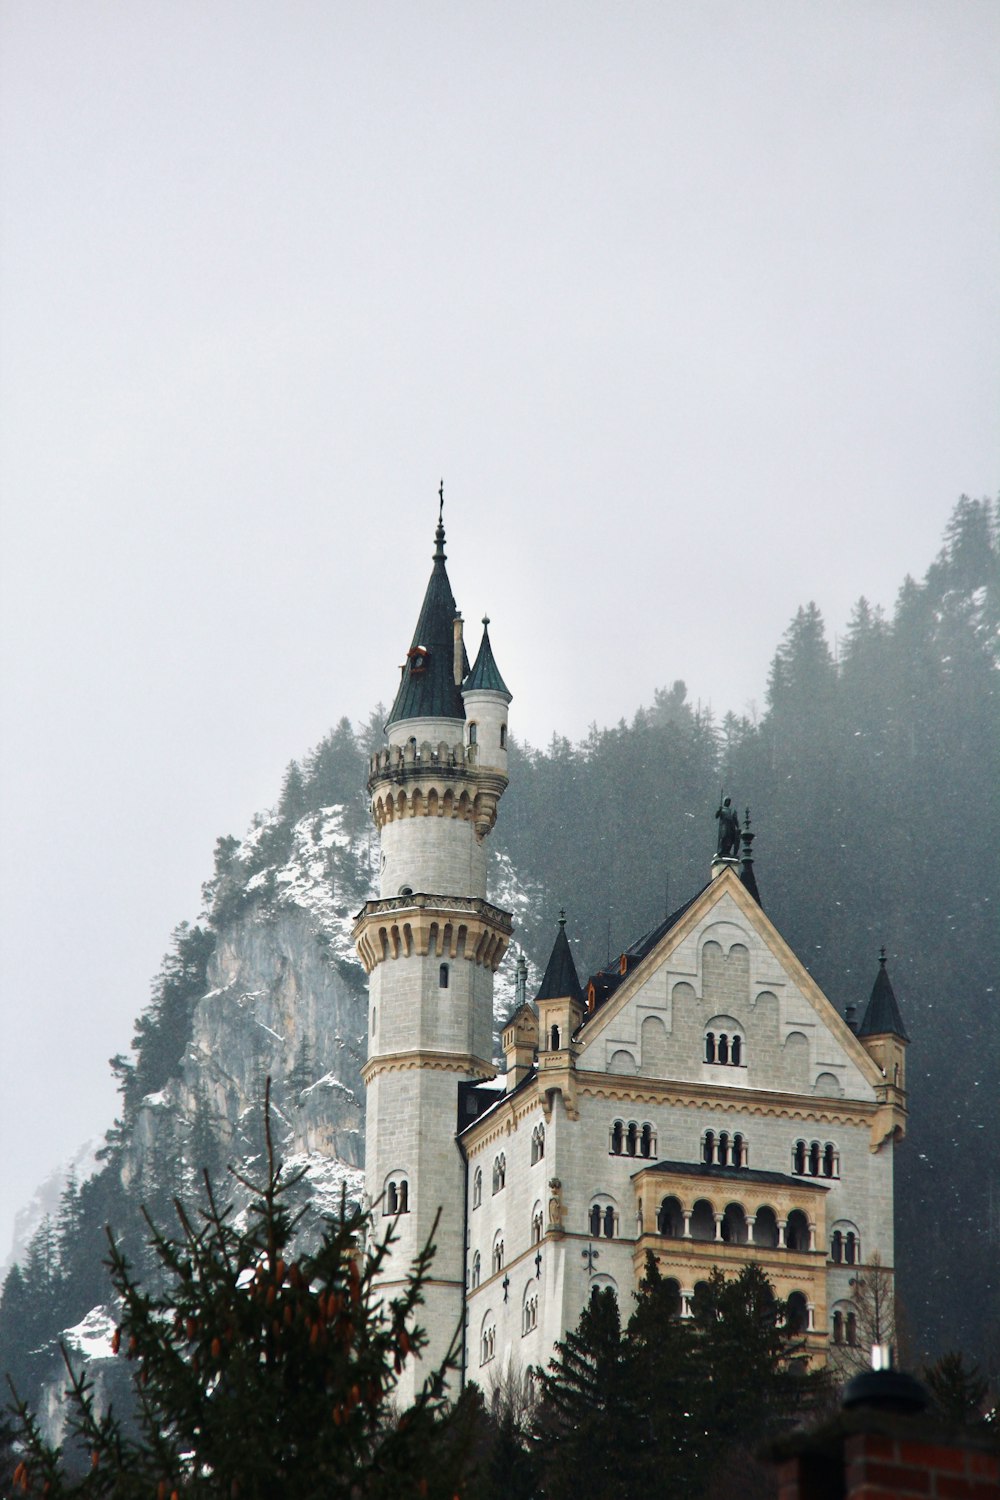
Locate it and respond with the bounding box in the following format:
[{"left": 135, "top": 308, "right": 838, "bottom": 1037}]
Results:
[
  {"left": 353, "top": 895, "right": 513, "bottom": 974},
  {"left": 573, "top": 1073, "right": 880, "bottom": 1129},
  {"left": 362, "top": 1049, "right": 495, "bottom": 1086}
]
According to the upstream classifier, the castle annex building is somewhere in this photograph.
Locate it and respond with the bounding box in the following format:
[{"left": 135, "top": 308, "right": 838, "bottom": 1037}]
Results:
[{"left": 353, "top": 509, "right": 908, "bottom": 1397}]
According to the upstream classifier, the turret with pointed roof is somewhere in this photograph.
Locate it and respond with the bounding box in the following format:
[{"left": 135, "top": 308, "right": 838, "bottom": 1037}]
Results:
[
  {"left": 857, "top": 949, "right": 909, "bottom": 1107},
  {"left": 386, "top": 497, "right": 469, "bottom": 728},
  {"left": 462, "top": 614, "right": 512, "bottom": 778}
]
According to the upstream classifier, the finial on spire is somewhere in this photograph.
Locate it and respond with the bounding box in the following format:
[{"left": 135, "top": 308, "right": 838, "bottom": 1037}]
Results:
[
  {"left": 434, "top": 481, "right": 446, "bottom": 560},
  {"left": 879, "top": 946, "right": 887, "bottom": 965},
  {"left": 559, "top": 909, "right": 566, "bottom": 927},
  {"left": 482, "top": 614, "right": 490, "bottom": 628}
]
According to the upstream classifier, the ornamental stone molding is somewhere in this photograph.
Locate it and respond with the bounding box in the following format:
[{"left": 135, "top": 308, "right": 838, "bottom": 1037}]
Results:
[
  {"left": 353, "top": 894, "right": 513, "bottom": 974},
  {"left": 361, "top": 1048, "right": 495, "bottom": 1086}
]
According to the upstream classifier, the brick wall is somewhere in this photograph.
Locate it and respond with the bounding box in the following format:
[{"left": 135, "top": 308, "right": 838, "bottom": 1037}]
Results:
[{"left": 776, "top": 1427, "right": 999, "bottom": 1500}]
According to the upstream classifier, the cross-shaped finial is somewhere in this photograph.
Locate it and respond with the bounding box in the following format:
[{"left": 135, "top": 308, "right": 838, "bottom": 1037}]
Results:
[
  {"left": 438, "top": 479, "right": 444, "bottom": 521},
  {"left": 559, "top": 909, "right": 566, "bottom": 927},
  {"left": 879, "top": 946, "right": 886, "bottom": 964}
]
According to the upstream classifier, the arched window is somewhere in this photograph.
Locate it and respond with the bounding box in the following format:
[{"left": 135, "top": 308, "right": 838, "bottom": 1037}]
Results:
[
  {"left": 398, "top": 1180, "right": 409, "bottom": 1213},
  {"left": 492, "top": 1153, "right": 506, "bottom": 1194},
  {"left": 531, "top": 1124, "right": 545, "bottom": 1164},
  {"left": 387, "top": 1181, "right": 398, "bottom": 1214},
  {"left": 845, "top": 1231, "right": 858, "bottom": 1266},
  {"left": 793, "top": 1140, "right": 806, "bottom": 1175},
  {"left": 626, "top": 1121, "right": 638, "bottom": 1156},
  {"left": 468, "top": 722, "right": 478, "bottom": 745},
  {"left": 480, "top": 1320, "right": 495, "bottom": 1365},
  {"left": 658, "top": 1196, "right": 683, "bottom": 1237},
  {"left": 705, "top": 1032, "right": 716, "bottom": 1063},
  {"left": 731, "top": 1035, "right": 742, "bottom": 1066},
  {"left": 846, "top": 1312, "right": 858, "bottom": 1347},
  {"left": 550, "top": 1024, "right": 560, "bottom": 1050},
  {"left": 500, "top": 723, "right": 507, "bottom": 748},
  {"left": 610, "top": 1120, "right": 624, "bottom": 1155},
  {"left": 733, "top": 1133, "right": 747, "bottom": 1168},
  {"left": 492, "top": 1235, "right": 504, "bottom": 1275},
  {"left": 662, "top": 1278, "right": 682, "bottom": 1318},
  {"left": 471, "top": 1252, "right": 481, "bottom": 1289},
  {"left": 808, "top": 1141, "right": 820, "bottom": 1177},
  {"left": 640, "top": 1122, "right": 655, "bottom": 1159},
  {"left": 832, "top": 1309, "right": 844, "bottom": 1345},
  {"left": 531, "top": 1208, "right": 543, "bottom": 1245},
  {"left": 473, "top": 1167, "right": 482, "bottom": 1209},
  {"left": 831, "top": 1230, "right": 843, "bottom": 1264},
  {"left": 718, "top": 1132, "right": 731, "bottom": 1167},
  {"left": 718, "top": 1033, "right": 730, "bottom": 1065},
  {"left": 754, "top": 1206, "right": 779, "bottom": 1248},
  {"left": 690, "top": 1200, "right": 715, "bottom": 1242},
  {"left": 822, "top": 1142, "right": 839, "bottom": 1178},
  {"left": 703, "top": 1130, "right": 716, "bottom": 1166},
  {"left": 589, "top": 1204, "right": 601, "bottom": 1238},
  {"left": 786, "top": 1291, "right": 809, "bottom": 1335},
  {"left": 522, "top": 1288, "right": 538, "bottom": 1336},
  {"left": 439, "top": 963, "right": 449, "bottom": 989},
  {"left": 603, "top": 1206, "right": 615, "bottom": 1239},
  {"left": 786, "top": 1209, "right": 810, "bottom": 1252}
]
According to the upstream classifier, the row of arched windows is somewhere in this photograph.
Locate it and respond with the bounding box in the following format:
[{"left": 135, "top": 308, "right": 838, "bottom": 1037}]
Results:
[
  {"left": 831, "top": 1226, "right": 861, "bottom": 1264},
  {"left": 647, "top": 1275, "right": 814, "bottom": 1331},
  {"left": 656, "top": 1196, "right": 814, "bottom": 1251},
  {"left": 522, "top": 1292, "right": 538, "bottom": 1335},
  {"left": 793, "top": 1140, "right": 840, "bottom": 1178},
  {"left": 832, "top": 1308, "right": 859, "bottom": 1346},
  {"left": 609, "top": 1120, "right": 657, "bottom": 1157},
  {"left": 702, "top": 1130, "right": 748, "bottom": 1168},
  {"left": 480, "top": 1324, "right": 496, "bottom": 1364},
  {"left": 705, "top": 1031, "right": 744, "bottom": 1065}
]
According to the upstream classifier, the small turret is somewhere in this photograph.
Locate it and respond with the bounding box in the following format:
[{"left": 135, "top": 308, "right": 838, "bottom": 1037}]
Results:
[
  {"left": 386, "top": 494, "right": 468, "bottom": 746},
  {"left": 462, "top": 615, "right": 512, "bottom": 775},
  {"left": 501, "top": 993, "right": 538, "bottom": 1092},
  {"left": 858, "top": 948, "right": 909, "bottom": 1094},
  {"left": 535, "top": 913, "right": 584, "bottom": 1056}
]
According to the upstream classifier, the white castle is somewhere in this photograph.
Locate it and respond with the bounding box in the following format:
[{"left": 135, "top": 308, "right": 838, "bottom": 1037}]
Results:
[{"left": 353, "top": 506, "right": 908, "bottom": 1398}]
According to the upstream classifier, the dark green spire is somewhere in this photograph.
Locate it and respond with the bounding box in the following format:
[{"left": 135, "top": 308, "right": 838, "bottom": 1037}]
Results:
[
  {"left": 386, "top": 489, "right": 469, "bottom": 726},
  {"left": 858, "top": 948, "right": 909, "bottom": 1041},
  {"left": 464, "top": 616, "right": 511, "bottom": 699},
  {"left": 535, "top": 912, "right": 583, "bottom": 1003}
]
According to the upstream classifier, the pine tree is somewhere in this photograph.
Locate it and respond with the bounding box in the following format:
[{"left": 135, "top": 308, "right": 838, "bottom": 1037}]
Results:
[
  {"left": 8, "top": 1086, "right": 470, "bottom": 1499},
  {"left": 922, "top": 1351, "right": 991, "bottom": 1428}
]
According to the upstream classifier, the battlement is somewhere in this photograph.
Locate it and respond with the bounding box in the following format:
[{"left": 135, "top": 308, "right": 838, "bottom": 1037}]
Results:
[
  {"left": 369, "top": 739, "right": 474, "bottom": 780},
  {"left": 353, "top": 892, "right": 513, "bottom": 974}
]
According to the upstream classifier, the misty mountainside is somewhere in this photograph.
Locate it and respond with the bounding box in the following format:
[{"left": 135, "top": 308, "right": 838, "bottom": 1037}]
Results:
[{"left": 1, "top": 496, "right": 997, "bottom": 1425}]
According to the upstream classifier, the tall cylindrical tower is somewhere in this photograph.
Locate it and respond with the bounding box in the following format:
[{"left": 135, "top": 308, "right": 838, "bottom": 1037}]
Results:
[{"left": 354, "top": 505, "right": 512, "bottom": 1399}]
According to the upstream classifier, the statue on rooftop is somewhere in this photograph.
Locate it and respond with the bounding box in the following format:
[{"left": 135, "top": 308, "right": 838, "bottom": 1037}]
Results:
[{"left": 715, "top": 796, "right": 741, "bottom": 859}]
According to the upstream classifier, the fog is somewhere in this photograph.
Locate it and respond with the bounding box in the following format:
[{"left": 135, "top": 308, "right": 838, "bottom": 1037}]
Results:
[{"left": 1, "top": 0, "right": 997, "bottom": 1261}]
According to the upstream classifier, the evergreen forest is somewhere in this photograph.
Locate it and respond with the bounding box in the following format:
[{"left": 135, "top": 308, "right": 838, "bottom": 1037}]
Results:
[{"left": 1, "top": 496, "right": 997, "bottom": 1436}]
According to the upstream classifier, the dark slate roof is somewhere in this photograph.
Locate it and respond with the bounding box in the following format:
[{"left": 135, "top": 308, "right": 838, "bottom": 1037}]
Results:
[
  {"left": 536, "top": 916, "right": 584, "bottom": 1003},
  {"left": 386, "top": 515, "right": 469, "bottom": 726},
  {"left": 464, "top": 618, "right": 511, "bottom": 699},
  {"left": 858, "top": 953, "right": 909, "bottom": 1041},
  {"left": 632, "top": 1159, "right": 829, "bottom": 1191},
  {"left": 583, "top": 888, "right": 706, "bottom": 1013}
]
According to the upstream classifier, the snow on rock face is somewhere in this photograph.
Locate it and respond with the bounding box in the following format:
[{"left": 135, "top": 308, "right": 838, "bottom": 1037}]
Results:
[{"left": 63, "top": 1305, "right": 117, "bottom": 1364}]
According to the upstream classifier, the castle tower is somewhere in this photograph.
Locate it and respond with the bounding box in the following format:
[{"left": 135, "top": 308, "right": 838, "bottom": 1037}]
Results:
[{"left": 353, "top": 503, "right": 513, "bottom": 1397}]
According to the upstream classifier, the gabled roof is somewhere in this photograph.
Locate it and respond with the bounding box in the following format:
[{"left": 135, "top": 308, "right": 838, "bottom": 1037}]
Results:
[
  {"left": 386, "top": 513, "right": 469, "bottom": 727},
  {"left": 858, "top": 952, "right": 909, "bottom": 1041},
  {"left": 536, "top": 915, "right": 583, "bottom": 1004},
  {"left": 464, "top": 617, "right": 511, "bottom": 699}
]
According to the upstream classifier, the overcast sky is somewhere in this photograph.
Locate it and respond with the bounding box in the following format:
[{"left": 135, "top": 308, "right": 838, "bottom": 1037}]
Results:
[{"left": 1, "top": 1, "right": 997, "bottom": 1262}]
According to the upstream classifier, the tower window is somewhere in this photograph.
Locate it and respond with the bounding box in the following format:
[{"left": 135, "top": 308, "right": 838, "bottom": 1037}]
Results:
[
  {"left": 439, "top": 963, "right": 449, "bottom": 989},
  {"left": 500, "top": 724, "right": 507, "bottom": 748},
  {"left": 468, "top": 722, "right": 478, "bottom": 745},
  {"left": 550, "top": 1024, "right": 560, "bottom": 1050}
]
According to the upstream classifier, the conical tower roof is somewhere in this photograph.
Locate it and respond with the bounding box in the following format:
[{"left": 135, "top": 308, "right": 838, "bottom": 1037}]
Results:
[
  {"left": 858, "top": 950, "right": 909, "bottom": 1041},
  {"left": 536, "top": 914, "right": 583, "bottom": 1003},
  {"left": 386, "top": 501, "right": 469, "bottom": 726},
  {"left": 465, "top": 616, "right": 511, "bottom": 699}
]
